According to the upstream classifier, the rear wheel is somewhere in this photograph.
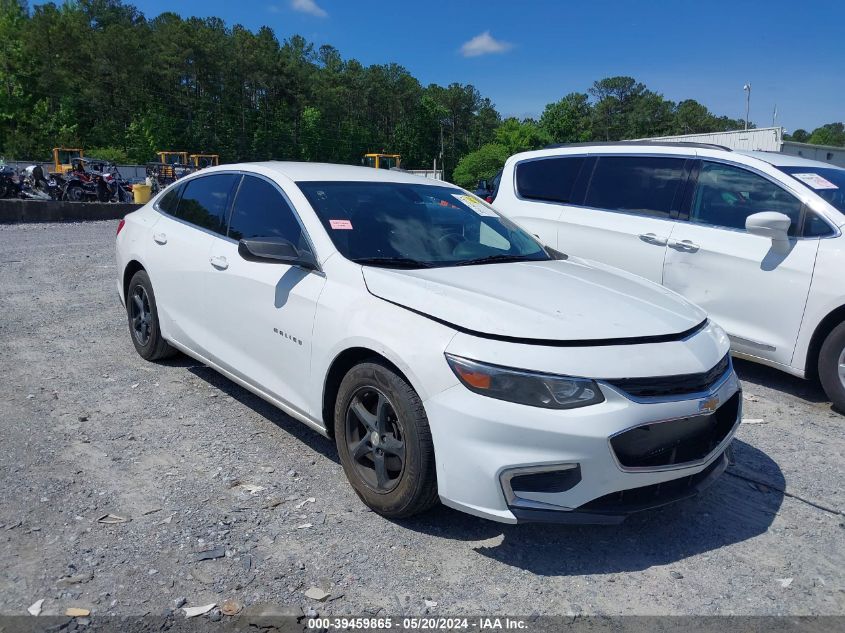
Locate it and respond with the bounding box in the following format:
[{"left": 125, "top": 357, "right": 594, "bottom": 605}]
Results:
[
  {"left": 126, "top": 270, "right": 177, "bottom": 361},
  {"left": 818, "top": 321, "right": 845, "bottom": 412},
  {"left": 334, "top": 361, "right": 438, "bottom": 518}
]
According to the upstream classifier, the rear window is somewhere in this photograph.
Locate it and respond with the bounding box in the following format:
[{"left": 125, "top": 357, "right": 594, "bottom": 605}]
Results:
[
  {"left": 516, "top": 157, "right": 585, "bottom": 203},
  {"left": 584, "top": 156, "right": 687, "bottom": 218},
  {"left": 778, "top": 166, "right": 845, "bottom": 215},
  {"left": 174, "top": 174, "right": 240, "bottom": 235},
  {"left": 157, "top": 183, "right": 182, "bottom": 214}
]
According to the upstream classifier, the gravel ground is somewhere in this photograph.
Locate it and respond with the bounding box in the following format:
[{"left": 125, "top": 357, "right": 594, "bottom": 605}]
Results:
[{"left": 1, "top": 220, "right": 843, "bottom": 619}]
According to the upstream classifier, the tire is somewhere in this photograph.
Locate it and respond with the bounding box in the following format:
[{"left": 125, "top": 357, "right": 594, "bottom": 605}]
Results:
[
  {"left": 818, "top": 320, "right": 845, "bottom": 412},
  {"left": 65, "top": 184, "right": 83, "bottom": 202},
  {"left": 334, "top": 360, "right": 438, "bottom": 518},
  {"left": 126, "top": 270, "right": 177, "bottom": 361}
]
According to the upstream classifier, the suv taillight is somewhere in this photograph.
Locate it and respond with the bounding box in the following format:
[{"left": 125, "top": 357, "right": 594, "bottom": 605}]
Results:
[{"left": 116, "top": 218, "right": 126, "bottom": 236}]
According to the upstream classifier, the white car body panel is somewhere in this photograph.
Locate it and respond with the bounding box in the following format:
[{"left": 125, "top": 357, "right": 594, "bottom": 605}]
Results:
[
  {"left": 361, "top": 258, "right": 705, "bottom": 341},
  {"left": 494, "top": 145, "right": 845, "bottom": 378},
  {"left": 116, "top": 162, "right": 740, "bottom": 524}
]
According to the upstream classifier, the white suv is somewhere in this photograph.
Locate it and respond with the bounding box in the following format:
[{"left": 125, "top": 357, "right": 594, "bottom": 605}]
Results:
[
  {"left": 116, "top": 162, "right": 739, "bottom": 524},
  {"left": 493, "top": 143, "right": 845, "bottom": 410}
]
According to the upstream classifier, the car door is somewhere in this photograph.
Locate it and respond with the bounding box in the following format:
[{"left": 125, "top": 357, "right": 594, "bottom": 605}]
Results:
[
  {"left": 663, "top": 160, "right": 819, "bottom": 367},
  {"left": 205, "top": 174, "right": 326, "bottom": 416},
  {"left": 149, "top": 173, "right": 240, "bottom": 353},
  {"left": 555, "top": 154, "right": 691, "bottom": 283}
]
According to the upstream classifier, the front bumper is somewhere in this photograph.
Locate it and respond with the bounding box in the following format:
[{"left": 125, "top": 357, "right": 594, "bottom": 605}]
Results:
[{"left": 424, "top": 363, "right": 741, "bottom": 524}]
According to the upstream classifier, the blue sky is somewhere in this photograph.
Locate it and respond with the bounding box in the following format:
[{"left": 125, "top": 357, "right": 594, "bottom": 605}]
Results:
[{"left": 125, "top": 0, "right": 844, "bottom": 132}]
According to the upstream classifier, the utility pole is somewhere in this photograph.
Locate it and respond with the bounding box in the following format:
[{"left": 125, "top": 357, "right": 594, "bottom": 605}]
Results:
[
  {"left": 772, "top": 103, "right": 778, "bottom": 127},
  {"left": 743, "top": 83, "right": 751, "bottom": 130},
  {"left": 439, "top": 123, "right": 445, "bottom": 178}
]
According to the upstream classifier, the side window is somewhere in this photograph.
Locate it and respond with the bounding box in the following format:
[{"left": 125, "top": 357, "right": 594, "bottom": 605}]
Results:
[
  {"left": 516, "top": 157, "right": 585, "bottom": 203},
  {"left": 227, "top": 176, "right": 310, "bottom": 252},
  {"left": 691, "top": 162, "right": 802, "bottom": 235},
  {"left": 584, "top": 156, "right": 686, "bottom": 218},
  {"left": 174, "top": 174, "right": 240, "bottom": 235},
  {"left": 802, "top": 212, "right": 835, "bottom": 238},
  {"left": 157, "top": 183, "right": 182, "bottom": 214}
]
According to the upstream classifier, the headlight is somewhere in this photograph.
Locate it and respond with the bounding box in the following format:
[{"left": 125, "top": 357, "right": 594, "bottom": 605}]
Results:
[{"left": 445, "top": 354, "right": 604, "bottom": 409}]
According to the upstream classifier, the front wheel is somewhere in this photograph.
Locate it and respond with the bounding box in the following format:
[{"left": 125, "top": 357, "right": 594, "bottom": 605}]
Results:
[
  {"left": 126, "top": 270, "right": 177, "bottom": 361},
  {"left": 334, "top": 361, "right": 438, "bottom": 518},
  {"left": 818, "top": 321, "right": 845, "bottom": 412},
  {"left": 65, "top": 184, "right": 84, "bottom": 202}
]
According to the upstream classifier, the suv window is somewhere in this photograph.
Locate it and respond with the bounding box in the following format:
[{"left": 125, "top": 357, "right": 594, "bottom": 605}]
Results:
[
  {"left": 228, "top": 175, "right": 311, "bottom": 251},
  {"left": 584, "top": 156, "right": 686, "bottom": 218},
  {"left": 516, "top": 157, "right": 585, "bottom": 203},
  {"left": 174, "top": 174, "right": 240, "bottom": 234},
  {"left": 691, "top": 162, "right": 802, "bottom": 235},
  {"left": 157, "top": 183, "right": 183, "bottom": 214}
]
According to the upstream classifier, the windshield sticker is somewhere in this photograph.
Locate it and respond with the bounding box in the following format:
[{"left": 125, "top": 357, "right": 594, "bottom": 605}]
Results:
[
  {"left": 792, "top": 173, "right": 839, "bottom": 190},
  {"left": 329, "top": 219, "right": 353, "bottom": 230},
  {"left": 452, "top": 193, "right": 498, "bottom": 217}
]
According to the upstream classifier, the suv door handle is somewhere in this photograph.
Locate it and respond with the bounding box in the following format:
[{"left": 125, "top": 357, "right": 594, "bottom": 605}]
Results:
[
  {"left": 153, "top": 232, "right": 167, "bottom": 245},
  {"left": 668, "top": 239, "right": 700, "bottom": 252},
  {"left": 638, "top": 233, "right": 668, "bottom": 246},
  {"left": 209, "top": 255, "right": 229, "bottom": 270}
]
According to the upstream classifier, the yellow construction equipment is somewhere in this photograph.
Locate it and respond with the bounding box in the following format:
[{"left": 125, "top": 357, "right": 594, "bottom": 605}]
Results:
[
  {"left": 52, "top": 147, "right": 84, "bottom": 175},
  {"left": 189, "top": 154, "right": 219, "bottom": 169},
  {"left": 363, "top": 153, "right": 401, "bottom": 170}
]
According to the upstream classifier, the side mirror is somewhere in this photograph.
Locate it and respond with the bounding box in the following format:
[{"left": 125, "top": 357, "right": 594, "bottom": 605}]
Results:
[
  {"left": 745, "top": 212, "right": 791, "bottom": 242},
  {"left": 238, "top": 237, "right": 318, "bottom": 270}
]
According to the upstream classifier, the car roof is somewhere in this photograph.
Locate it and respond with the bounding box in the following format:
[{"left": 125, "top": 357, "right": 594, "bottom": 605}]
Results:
[
  {"left": 234, "top": 161, "right": 459, "bottom": 186},
  {"left": 734, "top": 150, "right": 845, "bottom": 170},
  {"left": 509, "top": 142, "right": 845, "bottom": 172}
]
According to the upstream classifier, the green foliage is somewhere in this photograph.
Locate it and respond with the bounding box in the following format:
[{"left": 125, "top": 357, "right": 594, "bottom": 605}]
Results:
[
  {"left": 540, "top": 93, "right": 591, "bottom": 143},
  {"left": 807, "top": 123, "right": 845, "bottom": 147},
  {"left": 87, "top": 146, "right": 131, "bottom": 163},
  {"left": 452, "top": 118, "right": 548, "bottom": 189},
  {"left": 7, "top": 0, "right": 832, "bottom": 178},
  {"left": 451, "top": 143, "right": 509, "bottom": 189},
  {"left": 494, "top": 118, "right": 550, "bottom": 154},
  {"left": 787, "top": 129, "right": 810, "bottom": 143}
]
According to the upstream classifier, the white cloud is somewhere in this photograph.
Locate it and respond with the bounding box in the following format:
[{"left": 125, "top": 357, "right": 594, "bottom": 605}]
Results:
[
  {"left": 290, "top": 0, "right": 328, "bottom": 17},
  {"left": 459, "top": 31, "right": 512, "bottom": 57}
]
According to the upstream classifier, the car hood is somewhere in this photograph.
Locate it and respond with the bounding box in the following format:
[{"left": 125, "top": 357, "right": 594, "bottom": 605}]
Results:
[{"left": 362, "top": 258, "right": 706, "bottom": 343}]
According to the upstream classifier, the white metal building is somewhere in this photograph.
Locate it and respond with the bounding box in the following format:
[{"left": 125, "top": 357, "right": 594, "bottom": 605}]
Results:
[{"left": 645, "top": 126, "right": 845, "bottom": 168}]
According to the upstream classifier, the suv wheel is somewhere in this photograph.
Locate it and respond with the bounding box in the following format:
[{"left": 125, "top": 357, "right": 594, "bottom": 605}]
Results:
[
  {"left": 126, "top": 270, "right": 177, "bottom": 361},
  {"left": 818, "top": 321, "right": 845, "bottom": 412},
  {"left": 334, "top": 361, "right": 438, "bottom": 518}
]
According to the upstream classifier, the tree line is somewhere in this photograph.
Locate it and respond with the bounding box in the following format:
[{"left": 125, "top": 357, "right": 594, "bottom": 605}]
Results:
[{"left": 0, "top": 0, "right": 840, "bottom": 187}]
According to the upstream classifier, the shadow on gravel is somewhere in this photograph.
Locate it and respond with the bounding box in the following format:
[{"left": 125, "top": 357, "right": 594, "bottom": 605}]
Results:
[
  {"left": 733, "top": 358, "right": 828, "bottom": 404},
  {"left": 398, "top": 439, "right": 785, "bottom": 576},
  {"left": 182, "top": 363, "right": 339, "bottom": 465}
]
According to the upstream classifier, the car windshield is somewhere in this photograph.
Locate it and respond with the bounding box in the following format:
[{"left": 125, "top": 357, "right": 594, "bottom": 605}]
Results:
[
  {"left": 778, "top": 166, "right": 845, "bottom": 213},
  {"left": 297, "top": 181, "right": 550, "bottom": 268}
]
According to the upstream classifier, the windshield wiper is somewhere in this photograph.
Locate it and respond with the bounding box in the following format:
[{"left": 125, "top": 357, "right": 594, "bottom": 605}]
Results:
[
  {"left": 351, "top": 256, "right": 433, "bottom": 269},
  {"left": 454, "top": 254, "right": 541, "bottom": 266}
]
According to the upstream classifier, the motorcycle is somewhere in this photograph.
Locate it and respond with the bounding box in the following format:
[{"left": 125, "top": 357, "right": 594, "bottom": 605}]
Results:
[
  {"left": 63, "top": 159, "right": 132, "bottom": 203},
  {"left": 20, "top": 164, "right": 60, "bottom": 200}
]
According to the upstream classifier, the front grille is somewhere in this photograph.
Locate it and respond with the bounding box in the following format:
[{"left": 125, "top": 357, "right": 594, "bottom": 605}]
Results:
[
  {"left": 606, "top": 354, "right": 730, "bottom": 399},
  {"left": 610, "top": 392, "right": 740, "bottom": 469},
  {"left": 579, "top": 448, "right": 729, "bottom": 514}
]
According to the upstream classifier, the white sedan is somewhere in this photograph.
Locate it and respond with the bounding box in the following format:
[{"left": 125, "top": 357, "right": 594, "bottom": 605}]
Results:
[{"left": 116, "top": 162, "right": 739, "bottom": 524}]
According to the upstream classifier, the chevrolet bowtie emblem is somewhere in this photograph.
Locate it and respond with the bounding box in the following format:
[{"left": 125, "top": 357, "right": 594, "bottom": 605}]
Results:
[{"left": 699, "top": 395, "right": 720, "bottom": 414}]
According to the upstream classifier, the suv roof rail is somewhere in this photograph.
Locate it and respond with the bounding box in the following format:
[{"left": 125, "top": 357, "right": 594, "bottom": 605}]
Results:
[{"left": 542, "top": 140, "right": 733, "bottom": 152}]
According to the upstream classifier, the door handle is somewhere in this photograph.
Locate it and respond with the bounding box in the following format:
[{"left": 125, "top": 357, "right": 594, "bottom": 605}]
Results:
[
  {"left": 668, "top": 239, "right": 700, "bottom": 252},
  {"left": 638, "top": 233, "right": 668, "bottom": 246},
  {"left": 209, "top": 255, "right": 229, "bottom": 270},
  {"left": 153, "top": 232, "right": 167, "bottom": 245}
]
